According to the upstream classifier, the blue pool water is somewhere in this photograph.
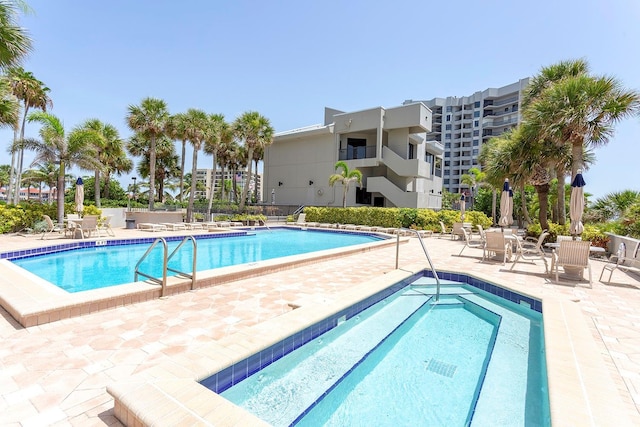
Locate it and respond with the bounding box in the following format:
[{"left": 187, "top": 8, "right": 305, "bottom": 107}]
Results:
[
  {"left": 10, "top": 229, "right": 380, "bottom": 292},
  {"left": 213, "top": 277, "right": 549, "bottom": 426}
]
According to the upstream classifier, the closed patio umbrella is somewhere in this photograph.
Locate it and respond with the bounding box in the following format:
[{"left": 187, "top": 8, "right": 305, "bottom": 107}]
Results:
[
  {"left": 460, "top": 193, "right": 466, "bottom": 221},
  {"left": 74, "top": 177, "right": 84, "bottom": 214},
  {"left": 570, "top": 170, "right": 586, "bottom": 237},
  {"left": 499, "top": 179, "right": 513, "bottom": 227}
]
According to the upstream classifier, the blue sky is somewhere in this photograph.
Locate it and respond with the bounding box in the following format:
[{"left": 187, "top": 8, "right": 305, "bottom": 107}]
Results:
[{"left": 3, "top": 0, "right": 640, "bottom": 201}]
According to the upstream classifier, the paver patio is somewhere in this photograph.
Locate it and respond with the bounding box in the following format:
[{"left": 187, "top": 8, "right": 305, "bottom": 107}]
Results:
[{"left": 0, "top": 226, "right": 639, "bottom": 426}]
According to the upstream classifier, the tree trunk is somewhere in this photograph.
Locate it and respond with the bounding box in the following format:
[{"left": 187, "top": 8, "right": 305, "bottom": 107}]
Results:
[
  {"left": 239, "top": 147, "right": 254, "bottom": 212},
  {"left": 104, "top": 173, "right": 111, "bottom": 199},
  {"left": 556, "top": 168, "right": 566, "bottom": 225},
  {"left": 491, "top": 189, "right": 497, "bottom": 225},
  {"left": 520, "top": 182, "right": 532, "bottom": 225},
  {"left": 179, "top": 140, "right": 186, "bottom": 203},
  {"left": 7, "top": 127, "right": 17, "bottom": 204},
  {"left": 207, "top": 154, "right": 217, "bottom": 221},
  {"left": 14, "top": 104, "right": 30, "bottom": 204},
  {"left": 571, "top": 140, "right": 583, "bottom": 180},
  {"left": 535, "top": 183, "right": 550, "bottom": 231},
  {"left": 94, "top": 170, "right": 101, "bottom": 208},
  {"left": 148, "top": 135, "right": 156, "bottom": 210},
  {"left": 57, "top": 161, "right": 65, "bottom": 226},
  {"left": 187, "top": 145, "right": 199, "bottom": 223}
]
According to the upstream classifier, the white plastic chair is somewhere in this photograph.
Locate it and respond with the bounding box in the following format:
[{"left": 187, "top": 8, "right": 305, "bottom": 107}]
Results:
[
  {"left": 458, "top": 228, "right": 484, "bottom": 257},
  {"left": 511, "top": 231, "right": 550, "bottom": 274},
  {"left": 551, "top": 240, "right": 592, "bottom": 287},
  {"left": 483, "top": 231, "right": 512, "bottom": 265}
]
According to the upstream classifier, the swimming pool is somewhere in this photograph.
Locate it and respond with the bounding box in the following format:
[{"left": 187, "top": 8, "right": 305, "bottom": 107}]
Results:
[
  {"left": 202, "top": 276, "right": 550, "bottom": 426},
  {"left": 9, "top": 228, "right": 382, "bottom": 292}
]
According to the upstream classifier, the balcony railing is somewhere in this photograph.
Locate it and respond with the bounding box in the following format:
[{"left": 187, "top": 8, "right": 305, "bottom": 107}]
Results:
[{"left": 339, "top": 145, "right": 377, "bottom": 160}]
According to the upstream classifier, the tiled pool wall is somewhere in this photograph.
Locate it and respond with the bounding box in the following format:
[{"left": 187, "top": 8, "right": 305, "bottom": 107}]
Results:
[
  {"left": 1, "top": 227, "right": 385, "bottom": 261},
  {"left": 200, "top": 270, "right": 541, "bottom": 394}
]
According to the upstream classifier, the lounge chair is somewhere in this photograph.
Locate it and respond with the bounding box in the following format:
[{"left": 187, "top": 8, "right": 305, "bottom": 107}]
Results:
[
  {"left": 186, "top": 222, "right": 204, "bottom": 230},
  {"left": 160, "top": 223, "right": 187, "bottom": 231},
  {"left": 550, "top": 240, "right": 592, "bottom": 287},
  {"left": 599, "top": 241, "right": 640, "bottom": 283},
  {"left": 458, "top": 228, "right": 484, "bottom": 257},
  {"left": 41, "top": 214, "right": 64, "bottom": 240},
  {"left": 137, "top": 223, "right": 167, "bottom": 232},
  {"left": 510, "top": 231, "right": 549, "bottom": 274},
  {"left": 483, "top": 231, "right": 512, "bottom": 265}
]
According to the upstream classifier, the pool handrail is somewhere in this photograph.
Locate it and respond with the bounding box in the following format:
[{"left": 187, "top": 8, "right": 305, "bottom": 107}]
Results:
[
  {"left": 401, "top": 228, "right": 441, "bottom": 301},
  {"left": 134, "top": 237, "right": 168, "bottom": 297},
  {"left": 166, "top": 235, "right": 197, "bottom": 291}
]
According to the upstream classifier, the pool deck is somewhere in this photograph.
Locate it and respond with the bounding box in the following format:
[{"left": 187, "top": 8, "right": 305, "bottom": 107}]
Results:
[{"left": 0, "top": 226, "right": 639, "bottom": 426}]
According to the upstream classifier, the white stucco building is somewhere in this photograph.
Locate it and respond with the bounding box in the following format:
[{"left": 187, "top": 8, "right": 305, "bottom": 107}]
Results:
[{"left": 263, "top": 103, "right": 444, "bottom": 209}]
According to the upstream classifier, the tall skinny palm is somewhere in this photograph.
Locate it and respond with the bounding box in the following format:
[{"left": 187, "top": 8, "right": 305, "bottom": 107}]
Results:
[
  {"left": 166, "top": 112, "right": 188, "bottom": 203},
  {"left": 7, "top": 67, "right": 52, "bottom": 204},
  {"left": 233, "top": 111, "right": 274, "bottom": 211},
  {"left": 19, "top": 112, "right": 101, "bottom": 224},
  {"left": 329, "top": 161, "right": 363, "bottom": 208},
  {"left": 182, "top": 109, "right": 213, "bottom": 222},
  {"left": 203, "top": 114, "right": 228, "bottom": 216},
  {"left": 126, "top": 97, "right": 169, "bottom": 210}
]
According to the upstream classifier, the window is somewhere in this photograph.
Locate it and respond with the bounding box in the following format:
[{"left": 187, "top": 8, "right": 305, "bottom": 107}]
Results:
[
  {"left": 474, "top": 120, "right": 479, "bottom": 127},
  {"left": 473, "top": 139, "right": 479, "bottom": 146},
  {"left": 435, "top": 158, "right": 442, "bottom": 177},
  {"left": 473, "top": 130, "right": 479, "bottom": 136},
  {"left": 444, "top": 179, "right": 449, "bottom": 184},
  {"left": 445, "top": 142, "right": 450, "bottom": 148},
  {"left": 446, "top": 114, "right": 451, "bottom": 121},
  {"left": 474, "top": 101, "right": 480, "bottom": 108},
  {"left": 445, "top": 152, "right": 450, "bottom": 157},
  {"left": 445, "top": 133, "right": 451, "bottom": 139},
  {"left": 472, "top": 149, "right": 479, "bottom": 156},
  {"left": 473, "top": 111, "right": 480, "bottom": 118},
  {"left": 445, "top": 124, "right": 452, "bottom": 130},
  {"left": 446, "top": 106, "right": 452, "bottom": 112},
  {"left": 408, "top": 144, "right": 415, "bottom": 159}
]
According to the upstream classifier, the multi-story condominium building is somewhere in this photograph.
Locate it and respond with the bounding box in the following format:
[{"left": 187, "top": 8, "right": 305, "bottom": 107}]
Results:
[
  {"left": 263, "top": 103, "right": 444, "bottom": 209},
  {"left": 195, "top": 169, "right": 262, "bottom": 202},
  {"left": 405, "top": 78, "right": 529, "bottom": 196}
]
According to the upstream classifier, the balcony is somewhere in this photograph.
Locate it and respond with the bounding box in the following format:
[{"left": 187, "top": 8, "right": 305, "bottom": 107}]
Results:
[{"left": 339, "top": 145, "right": 377, "bottom": 161}]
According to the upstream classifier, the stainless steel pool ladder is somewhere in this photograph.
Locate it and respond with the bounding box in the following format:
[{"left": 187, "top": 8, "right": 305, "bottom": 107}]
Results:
[
  {"left": 396, "top": 229, "right": 441, "bottom": 301},
  {"left": 134, "top": 236, "right": 198, "bottom": 297}
]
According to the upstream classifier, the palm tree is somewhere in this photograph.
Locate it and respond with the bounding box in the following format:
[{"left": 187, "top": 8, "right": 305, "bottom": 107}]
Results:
[
  {"left": 75, "top": 119, "right": 124, "bottom": 207},
  {"left": 7, "top": 67, "right": 52, "bottom": 204},
  {"left": 460, "top": 167, "right": 486, "bottom": 210},
  {"left": 18, "top": 112, "right": 101, "bottom": 224},
  {"left": 329, "top": 161, "right": 363, "bottom": 208},
  {"left": 233, "top": 111, "right": 274, "bottom": 211},
  {"left": 166, "top": 112, "right": 188, "bottom": 203},
  {"left": 27, "top": 160, "right": 58, "bottom": 203},
  {"left": 0, "top": 1, "right": 32, "bottom": 70},
  {"left": 203, "top": 114, "right": 228, "bottom": 217},
  {"left": 126, "top": 133, "right": 178, "bottom": 204},
  {"left": 524, "top": 60, "right": 640, "bottom": 181},
  {"left": 126, "top": 97, "right": 170, "bottom": 210},
  {"left": 181, "top": 109, "right": 213, "bottom": 222}
]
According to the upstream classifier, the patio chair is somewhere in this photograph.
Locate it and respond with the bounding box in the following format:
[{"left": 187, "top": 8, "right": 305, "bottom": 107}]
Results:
[
  {"left": 98, "top": 215, "right": 115, "bottom": 237},
  {"left": 451, "top": 222, "right": 466, "bottom": 240},
  {"left": 78, "top": 215, "right": 99, "bottom": 239},
  {"left": 510, "top": 231, "right": 549, "bottom": 274},
  {"left": 599, "top": 242, "right": 640, "bottom": 283},
  {"left": 438, "top": 221, "right": 449, "bottom": 239},
  {"left": 550, "top": 240, "right": 592, "bottom": 287},
  {"left": 458, "top": 228, "right": 484, "bottom": 257},
  {"left": 483, "top": 231, "right": 512, "bottom": 265},
  {"left": 41, "top": 214, "right": 64, "bottom": 240},
  {"left": 476, "top": 224, "right": 486, "bottom": 242}
]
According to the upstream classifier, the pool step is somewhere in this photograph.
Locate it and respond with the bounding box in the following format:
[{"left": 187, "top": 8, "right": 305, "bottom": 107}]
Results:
[{"left": 222, "top": 291, "right": 432, "bottom": 426}]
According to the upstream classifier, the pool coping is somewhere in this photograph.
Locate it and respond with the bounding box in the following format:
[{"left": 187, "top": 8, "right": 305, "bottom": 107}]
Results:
[
  {"left": 106, "top": 262, "right": 634, "bottom": 426},
  {"left": 0, "top": 230, "right": 401, "bottom": 328}
]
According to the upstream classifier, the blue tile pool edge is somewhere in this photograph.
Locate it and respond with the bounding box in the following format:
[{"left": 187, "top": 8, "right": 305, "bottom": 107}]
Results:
[{"left": 200, "top": 269, "right": 542, "bottom": 395}]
